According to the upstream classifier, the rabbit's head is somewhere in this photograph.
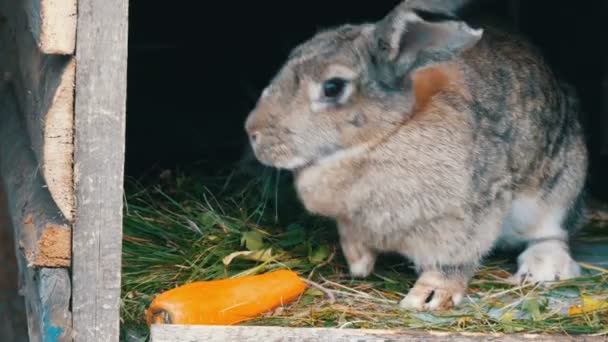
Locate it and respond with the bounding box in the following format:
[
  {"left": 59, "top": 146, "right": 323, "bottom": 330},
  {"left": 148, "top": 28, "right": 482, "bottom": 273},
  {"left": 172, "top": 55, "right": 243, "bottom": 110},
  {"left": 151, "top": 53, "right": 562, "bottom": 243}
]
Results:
[{"left": 245, "top": 4, "right": 482, "bottom": 170}]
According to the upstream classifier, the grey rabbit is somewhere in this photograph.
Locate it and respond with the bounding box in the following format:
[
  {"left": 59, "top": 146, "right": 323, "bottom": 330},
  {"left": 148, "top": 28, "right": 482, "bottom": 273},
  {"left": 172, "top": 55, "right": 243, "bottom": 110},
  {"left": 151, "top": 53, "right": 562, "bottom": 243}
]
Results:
[{"left": 244, "top": 0, "right": 588, "bottom": 311}]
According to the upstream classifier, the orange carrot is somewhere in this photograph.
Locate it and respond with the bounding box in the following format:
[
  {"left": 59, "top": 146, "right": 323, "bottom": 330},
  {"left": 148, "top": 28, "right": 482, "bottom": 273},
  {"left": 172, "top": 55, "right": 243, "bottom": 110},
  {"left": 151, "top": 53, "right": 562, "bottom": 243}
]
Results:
[{"left": 146, "top": 269, "right": 308, "bottom": 326}]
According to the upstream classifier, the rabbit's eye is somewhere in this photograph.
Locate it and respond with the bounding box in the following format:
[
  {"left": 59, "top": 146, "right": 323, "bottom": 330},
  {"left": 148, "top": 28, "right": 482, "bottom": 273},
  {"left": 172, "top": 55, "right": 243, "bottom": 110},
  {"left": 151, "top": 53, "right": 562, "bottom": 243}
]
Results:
[{"left": 322, "top": 78, "right": 347, "bottom": 99}]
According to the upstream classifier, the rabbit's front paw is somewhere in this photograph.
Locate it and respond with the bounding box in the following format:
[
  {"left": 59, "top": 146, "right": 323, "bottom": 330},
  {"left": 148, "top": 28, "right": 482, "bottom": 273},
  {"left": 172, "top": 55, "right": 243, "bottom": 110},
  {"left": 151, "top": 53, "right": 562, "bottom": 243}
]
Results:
[
  {"left": 399, "top": 271, "right": 466, "bottom": 311},
  {"left": 340, "top": 238, "right": 376, "bottom": 278},
  {"left": 510, "top": 240, "right": 581, "bottom": 285}
]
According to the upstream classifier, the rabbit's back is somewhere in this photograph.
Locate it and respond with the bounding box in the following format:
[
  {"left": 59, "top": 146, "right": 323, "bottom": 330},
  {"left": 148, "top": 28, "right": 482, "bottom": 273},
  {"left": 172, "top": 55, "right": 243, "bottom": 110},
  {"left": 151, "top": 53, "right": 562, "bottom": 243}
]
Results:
[{"left": 458, "top": 28, "right": 587, "bottom": 212}]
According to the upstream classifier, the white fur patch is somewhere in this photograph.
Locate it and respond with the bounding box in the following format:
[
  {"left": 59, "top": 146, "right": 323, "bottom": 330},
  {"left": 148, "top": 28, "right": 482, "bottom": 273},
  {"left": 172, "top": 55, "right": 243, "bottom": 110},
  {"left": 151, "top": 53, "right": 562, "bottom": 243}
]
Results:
[
  {"left": 497, "top": 195, "right": 580, "bottom": 284},
  {"left": 499, "top": 196, "right": 568, "bottom": 246},
  {"left": 466, "top": 27, "right": 484, "bottom": 37},
  {"left": 349, "top": 253, "right": 375, "bottom": 277},
  {"left": 261, "top": 86, "right": 271, "bottom": 98},
  {"left": 360, "top": 24, "right": 375, "bottom": 38},
  {"left": 512, "top": 240, "right": 581, "bottom": 283},
  {"left": 276, "top": 156, "right": 308, "bottom": 170},
  {"left": 503, "top": 196, "right": 541, "bottom": 238},
  {"left": 337, "top": 84, "right": 355, "bottom": 105},
  {"left": 308, "top": 82, "right": 326, "bottom": 113},
  {"left": 533, "top": 208, "right": 568, "bottom": 240},
  {"left": 324, "top": 65, "right": 357, "bottom": 80}
]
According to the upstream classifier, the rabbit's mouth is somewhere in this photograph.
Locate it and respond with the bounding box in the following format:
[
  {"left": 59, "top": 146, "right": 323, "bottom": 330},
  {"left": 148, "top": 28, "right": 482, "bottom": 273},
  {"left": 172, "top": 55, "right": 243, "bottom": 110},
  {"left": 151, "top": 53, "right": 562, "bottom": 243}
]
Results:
[
  {"left": 288, "top": 144, "right": 342, "bottom": 173},
  {"left": 252, "top": 138, "right": 352, "bottom": 173},
  {"left": 251, "top": 145, "right": 311, "bottom": 171}
]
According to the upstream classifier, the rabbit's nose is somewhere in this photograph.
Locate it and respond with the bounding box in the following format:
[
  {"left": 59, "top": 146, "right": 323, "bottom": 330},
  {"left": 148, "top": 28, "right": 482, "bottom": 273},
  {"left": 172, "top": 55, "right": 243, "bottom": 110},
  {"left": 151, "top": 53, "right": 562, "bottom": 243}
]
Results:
[
  {"left": 245, "top": 115, "right": 261, "bottom": 143},
  {"left": 249, "top": 131, "right": 260, "bottom": 144}
]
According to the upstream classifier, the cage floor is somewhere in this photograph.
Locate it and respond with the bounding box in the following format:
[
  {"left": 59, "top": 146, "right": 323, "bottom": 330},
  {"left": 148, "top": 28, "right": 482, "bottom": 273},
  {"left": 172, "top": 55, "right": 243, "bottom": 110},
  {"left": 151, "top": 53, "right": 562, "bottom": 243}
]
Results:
[{"left": 119, "top": 167, "right": 608, "bottom": 341}]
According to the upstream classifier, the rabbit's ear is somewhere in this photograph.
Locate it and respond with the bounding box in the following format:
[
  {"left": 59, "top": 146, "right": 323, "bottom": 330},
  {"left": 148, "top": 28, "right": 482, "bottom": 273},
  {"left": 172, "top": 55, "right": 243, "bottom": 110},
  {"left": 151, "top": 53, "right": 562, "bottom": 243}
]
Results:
[{"left": 373, "top": 6, "right": 482, "bottom": 73}]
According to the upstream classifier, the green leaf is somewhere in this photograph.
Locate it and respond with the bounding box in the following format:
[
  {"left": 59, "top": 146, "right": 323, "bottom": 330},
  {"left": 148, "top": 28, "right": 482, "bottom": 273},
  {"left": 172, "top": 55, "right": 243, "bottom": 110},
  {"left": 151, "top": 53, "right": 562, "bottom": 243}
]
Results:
[
  {"left": 197, "top": 211, "right": 217, "bottom": 228},
  {"left": 241, "top": 230, "right": 265, "bottom": 251},
  {"left": 222, "top": 249, "right": 273, "bottom": 265},
  {"left": 499, "top": 312, "right": 514, "bottom": 322},
  {"left": 309, "top": 245, "right": 331, "bottom": 264},
  {"left": 522, "top": 298, "right": 542, "bottom": 321},
  {"left": 305, "top": 288, "right": 325, "bottom": 297},
  {"left": 278, "top": 224, "right": 306, "bottom": 247},
  {"left": 323, "top": 320, "right": 337, "bottom": 328}
]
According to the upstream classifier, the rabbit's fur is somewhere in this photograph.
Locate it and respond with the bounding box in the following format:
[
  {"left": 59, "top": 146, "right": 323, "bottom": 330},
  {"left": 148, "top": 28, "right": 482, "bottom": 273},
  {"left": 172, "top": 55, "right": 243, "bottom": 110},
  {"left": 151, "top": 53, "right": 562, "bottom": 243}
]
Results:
[{"left": 244, "top": 1, "right": 588, "bottom": 311}]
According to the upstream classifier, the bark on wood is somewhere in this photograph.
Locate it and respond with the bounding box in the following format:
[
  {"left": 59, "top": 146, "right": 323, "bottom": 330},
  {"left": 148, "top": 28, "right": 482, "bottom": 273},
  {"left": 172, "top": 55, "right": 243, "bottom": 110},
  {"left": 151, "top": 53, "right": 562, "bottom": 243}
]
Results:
[
  {"left": 150, "top": 325, "right": 607, "bottom": 342},
  {"left": 0, "top": 84, "right": 72, "bottom": 341},
  {"left": 0, "top": 0, "right": 75, "bottom": 222},
  {"left": 24, "top": 0, "right": 77, "bottom": 54},
  {"left": 71, "top": 0, "right": 129, "bottom": 341}
]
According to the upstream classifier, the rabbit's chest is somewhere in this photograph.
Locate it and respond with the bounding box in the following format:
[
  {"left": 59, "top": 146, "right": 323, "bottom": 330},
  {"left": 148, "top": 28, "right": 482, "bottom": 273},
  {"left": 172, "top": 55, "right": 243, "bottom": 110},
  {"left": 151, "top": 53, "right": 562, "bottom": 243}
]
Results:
[{"left": 294, "top": 164, "right": 351, "bottom": 218}]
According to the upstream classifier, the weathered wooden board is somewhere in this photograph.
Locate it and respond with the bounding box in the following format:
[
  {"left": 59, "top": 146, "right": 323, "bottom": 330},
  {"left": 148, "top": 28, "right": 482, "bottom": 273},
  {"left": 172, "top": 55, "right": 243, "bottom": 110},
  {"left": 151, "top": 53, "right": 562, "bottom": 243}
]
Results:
[
  {"left": 71, "top": 0, "right": 129, "bottom": 341},
  {"left": 150, "top": 325, "right": 607, "bottom": 342},
  {"left": 0, "top": 0, "right": 75, "bottom": 223},
  {"left": 0, "top": 83, "right": 72, "bottom": 341},
  {"left": 0, "top": 186, "right": 29, "bottom": 342},
  {"left": 24, "top": 0, "right": 77, "bottom": 54}
]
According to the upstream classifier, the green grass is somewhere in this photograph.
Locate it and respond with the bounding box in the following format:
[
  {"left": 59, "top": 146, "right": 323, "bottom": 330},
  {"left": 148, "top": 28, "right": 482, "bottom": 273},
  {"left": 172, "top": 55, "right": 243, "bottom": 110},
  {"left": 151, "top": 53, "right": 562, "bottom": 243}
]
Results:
[{"left": 119, "top": 163, "right": 608, "bottom": 341}]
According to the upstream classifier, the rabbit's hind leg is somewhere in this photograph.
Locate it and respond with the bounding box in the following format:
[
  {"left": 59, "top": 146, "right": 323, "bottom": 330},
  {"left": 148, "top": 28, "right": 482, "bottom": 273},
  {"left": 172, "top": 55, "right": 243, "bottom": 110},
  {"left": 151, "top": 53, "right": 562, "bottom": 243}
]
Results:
[{"left": 504, "top": 196, "right": 582, "bottom": 285}]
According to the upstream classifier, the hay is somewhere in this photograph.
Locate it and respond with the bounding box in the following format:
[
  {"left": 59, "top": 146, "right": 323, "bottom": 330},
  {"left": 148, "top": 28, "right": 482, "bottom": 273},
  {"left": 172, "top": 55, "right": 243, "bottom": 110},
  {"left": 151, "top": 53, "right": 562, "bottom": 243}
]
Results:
[{"left": 119, "top": 165, "right": 608, "bottom": 341}]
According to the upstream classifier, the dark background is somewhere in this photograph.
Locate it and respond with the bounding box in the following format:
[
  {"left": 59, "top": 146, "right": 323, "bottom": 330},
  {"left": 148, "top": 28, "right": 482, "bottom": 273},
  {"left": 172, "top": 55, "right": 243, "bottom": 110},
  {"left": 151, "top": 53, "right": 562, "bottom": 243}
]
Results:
[{"left": 125, "top": 0, "right": 608, "bottom": 199}]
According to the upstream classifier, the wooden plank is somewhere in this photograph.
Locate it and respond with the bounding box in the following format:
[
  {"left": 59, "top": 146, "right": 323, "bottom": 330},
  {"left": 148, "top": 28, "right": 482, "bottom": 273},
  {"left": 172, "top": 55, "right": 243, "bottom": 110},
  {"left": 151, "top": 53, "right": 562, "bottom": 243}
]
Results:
[
  {"left": 150, "top": 325, "right": 607, "bottom": 342},
  {"left": 24, "top": 0, "right": 77, "bottom": 54},
  {"left": 0, "top": 0, "right": 75, "bottom": 223},
  {"left": 0, "top": 84, "right": 72, "bottom": 267},
  {"left": 71, "top": 0, "right": 129, "bottom": 340},
  {"left": 0, "top": 83, "right": 72, "bottom": 341},
  {"left": 0, "top": 186, "right": 29, "bottom": 342}
]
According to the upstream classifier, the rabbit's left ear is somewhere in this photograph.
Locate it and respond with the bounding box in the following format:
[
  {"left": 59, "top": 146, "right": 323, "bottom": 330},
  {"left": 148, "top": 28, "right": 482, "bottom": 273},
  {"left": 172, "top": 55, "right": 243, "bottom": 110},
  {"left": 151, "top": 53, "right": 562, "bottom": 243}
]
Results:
[{"left": 372, "top": 6, "right": 483, "bottom": 74}]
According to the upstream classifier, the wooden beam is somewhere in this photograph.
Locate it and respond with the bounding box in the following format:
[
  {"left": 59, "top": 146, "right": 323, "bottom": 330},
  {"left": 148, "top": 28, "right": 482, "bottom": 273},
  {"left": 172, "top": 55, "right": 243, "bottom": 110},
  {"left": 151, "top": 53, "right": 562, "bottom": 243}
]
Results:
[
  {"left": 0, "top": 83, "right": 72, "bottom": 341},
  {"left": 71, "top": 0, "right": 129, "bottom": 341},
  {"left": 0, "top": 0, "right": 75, "bottom": 223},
  {"left": 150, "top": 325, "right": 606, "bottom": 342},
  {"left": 24, "top": 0, "right": 77, "bottom": 54}
]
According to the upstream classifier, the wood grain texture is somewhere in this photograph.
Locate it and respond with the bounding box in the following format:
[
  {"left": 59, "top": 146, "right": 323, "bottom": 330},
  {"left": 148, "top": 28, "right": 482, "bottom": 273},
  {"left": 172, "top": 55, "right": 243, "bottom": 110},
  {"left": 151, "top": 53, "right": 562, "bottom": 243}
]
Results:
[
  {"left": 24, "top": 0, "right": 77, "bottom": 54},
  {"left": 150, "top": 325, "right": 607, "bottom": 342},
  {"left": 71, "top": 0, "right": 129, "bottom": 341},
  {"left": 0, "top": 0, "right": 75, "bottom": 222},
  {"left": 0, "top": 84, "right": 72, "bottom": 267},
  {"left": 0, "top": 84, "right": 72, "bottom": 341}
]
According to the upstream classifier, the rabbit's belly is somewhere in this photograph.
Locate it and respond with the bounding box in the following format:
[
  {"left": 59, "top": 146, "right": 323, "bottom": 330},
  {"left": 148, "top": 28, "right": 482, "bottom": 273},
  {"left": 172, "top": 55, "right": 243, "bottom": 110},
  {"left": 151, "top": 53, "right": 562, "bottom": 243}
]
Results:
[{"left": 347, "top": 207, "right": 468, "bottom": 254}]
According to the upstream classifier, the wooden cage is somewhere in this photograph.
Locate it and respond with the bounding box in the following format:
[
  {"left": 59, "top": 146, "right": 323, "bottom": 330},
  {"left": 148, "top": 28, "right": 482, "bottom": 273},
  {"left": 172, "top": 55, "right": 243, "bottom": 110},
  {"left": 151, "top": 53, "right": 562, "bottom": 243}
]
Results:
[
  {"left": 0, "top": 0, "right": 607, "bottom": 341},
  {"left": 0, "top": 0, "right": 127, "bottom": 340}
]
